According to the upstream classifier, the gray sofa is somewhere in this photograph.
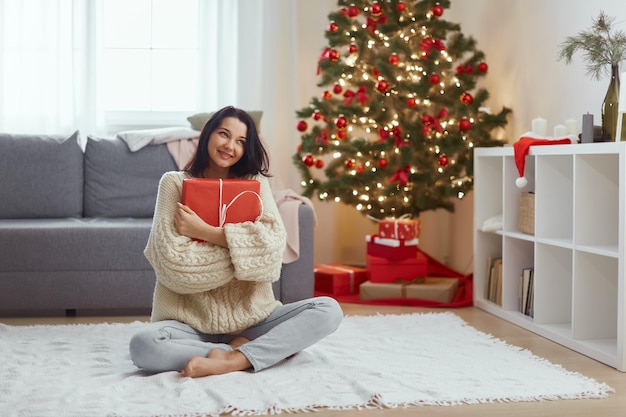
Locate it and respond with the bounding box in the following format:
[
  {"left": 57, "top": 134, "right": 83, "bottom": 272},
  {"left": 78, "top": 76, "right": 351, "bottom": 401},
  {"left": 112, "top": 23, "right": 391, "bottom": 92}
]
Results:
[{"left": 0, "top": 131, "right": 314, "bottom": 316}]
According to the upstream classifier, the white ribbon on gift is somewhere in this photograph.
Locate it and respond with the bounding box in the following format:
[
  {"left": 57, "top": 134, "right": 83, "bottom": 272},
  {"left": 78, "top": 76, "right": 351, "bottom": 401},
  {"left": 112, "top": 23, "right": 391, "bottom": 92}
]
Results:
[
  {"left": 217, "top": 178, "right": 264, "bottom": 228},
  {"left": 314, "top": 264, "right": 357, "bottom": 292},
  {"left": 367, "top": 213, "right": 413, "bottom": 238}
]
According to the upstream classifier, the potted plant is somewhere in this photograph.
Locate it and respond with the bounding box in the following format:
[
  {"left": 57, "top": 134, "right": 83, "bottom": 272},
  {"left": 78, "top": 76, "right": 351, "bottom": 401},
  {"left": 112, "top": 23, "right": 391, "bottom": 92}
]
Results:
[{"left": 558, "top": 11, "right": 626, "bottom": 141}]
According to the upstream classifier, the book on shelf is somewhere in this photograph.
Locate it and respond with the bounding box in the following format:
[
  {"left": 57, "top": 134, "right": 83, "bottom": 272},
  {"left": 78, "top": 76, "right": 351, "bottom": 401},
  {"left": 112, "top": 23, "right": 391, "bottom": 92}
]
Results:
[
  {"left": 518, "top": 267, "right": 534, "bottom": 317},
  {"left": 485, "top": 257, "right": 502, "bottom": 306}
]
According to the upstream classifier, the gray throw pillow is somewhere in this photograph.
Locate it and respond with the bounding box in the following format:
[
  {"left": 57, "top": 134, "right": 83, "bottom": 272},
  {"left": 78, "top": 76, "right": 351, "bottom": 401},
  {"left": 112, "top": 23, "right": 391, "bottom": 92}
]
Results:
[
  {"left": 0, "top": 131, "right": 83, "bottom": 219},
  {"left": 83, "top": 136, "right": 178, "bottom": 218}
]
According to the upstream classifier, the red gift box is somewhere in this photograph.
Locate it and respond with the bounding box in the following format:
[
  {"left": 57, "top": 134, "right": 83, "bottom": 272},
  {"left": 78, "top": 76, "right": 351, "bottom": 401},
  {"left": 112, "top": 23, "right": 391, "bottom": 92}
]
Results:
[
  {"left": 366, "top": 234, "right": 418, "bottom": 261},
  {"left": 378, "top": 218, "right": 421, "bottom": 240},
  {"left": 314, "top": 264, "right": 368, "bottom": 295},
  {"left": 182, "top": 178, "right": 262, "bottom": 227},
  {"left": 366, "top": 253, "right": 427, "bottom": 283}
]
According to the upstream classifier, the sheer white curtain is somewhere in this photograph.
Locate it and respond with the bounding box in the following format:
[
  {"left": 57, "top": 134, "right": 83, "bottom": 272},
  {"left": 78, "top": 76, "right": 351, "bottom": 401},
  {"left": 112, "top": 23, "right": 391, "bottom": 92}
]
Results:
[
  {"left": 0, "top": 0, "right": 97, "bottom": 135},
  {"left": 0, "top": 0, "right": 280, "bottom": 136}
]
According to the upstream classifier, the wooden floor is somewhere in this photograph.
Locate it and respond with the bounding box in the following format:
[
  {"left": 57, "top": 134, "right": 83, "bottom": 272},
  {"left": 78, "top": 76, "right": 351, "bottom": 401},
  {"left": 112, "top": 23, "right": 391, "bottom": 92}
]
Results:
[{"left": 2, "top": 303, "right": 624, "bottom": 417}]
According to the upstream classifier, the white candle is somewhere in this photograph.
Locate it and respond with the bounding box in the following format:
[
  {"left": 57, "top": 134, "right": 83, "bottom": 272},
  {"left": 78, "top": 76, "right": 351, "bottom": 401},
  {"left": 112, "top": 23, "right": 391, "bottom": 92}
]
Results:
[
  {"left": 532, "top": 117, "right": 548, "bottom": 136},
  {"left": 554, "top": 124, "right": 567, "bottom": 137},
  {"left": 564, "top": 118, "right": 578, "bottom": 135}
]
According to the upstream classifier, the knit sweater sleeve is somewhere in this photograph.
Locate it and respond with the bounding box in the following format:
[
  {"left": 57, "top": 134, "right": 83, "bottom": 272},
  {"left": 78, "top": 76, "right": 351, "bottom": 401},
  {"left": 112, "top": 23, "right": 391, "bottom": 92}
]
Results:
[
  {"left": 144, "top": 171, "right": 235, "bottom": 294},
  {"left": 224, "top": 175, "right": 287, "bottom": 283}
]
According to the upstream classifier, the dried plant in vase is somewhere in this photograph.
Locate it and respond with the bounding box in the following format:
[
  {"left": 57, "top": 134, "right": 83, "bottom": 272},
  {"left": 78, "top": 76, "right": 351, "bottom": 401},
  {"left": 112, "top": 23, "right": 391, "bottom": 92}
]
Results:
[{"left": 558, "top": 11, "right": 626, "bottom": 141}]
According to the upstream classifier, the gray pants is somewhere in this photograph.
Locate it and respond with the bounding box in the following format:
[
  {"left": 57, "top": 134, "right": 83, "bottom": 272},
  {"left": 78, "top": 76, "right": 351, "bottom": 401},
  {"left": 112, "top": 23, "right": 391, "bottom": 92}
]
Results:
[{"left": 129, "top": 296, "right": 343, "bottom": 373}]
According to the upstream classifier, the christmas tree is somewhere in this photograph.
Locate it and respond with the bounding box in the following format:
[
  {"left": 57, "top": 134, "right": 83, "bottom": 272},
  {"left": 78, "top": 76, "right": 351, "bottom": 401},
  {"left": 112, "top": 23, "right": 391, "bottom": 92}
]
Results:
[{"left": 293, "top": 0, "right": 511, "bottom": 220}]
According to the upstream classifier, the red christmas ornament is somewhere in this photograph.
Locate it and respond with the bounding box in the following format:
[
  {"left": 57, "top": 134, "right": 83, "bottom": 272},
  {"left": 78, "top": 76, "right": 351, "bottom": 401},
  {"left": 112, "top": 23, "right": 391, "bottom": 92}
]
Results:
[
  {"left": 339, "top": 7, "right": 349, "bottom": 17},
  {"left": 396, "top": 1, "right": 406, "bottom": 12},
  {"left": 302, "top": 154, "right": 315, "bottom": 167},
  {"left": 347, "top": 4, "right": 359, "bottom": 17},
  {"left": 315, "top": 159, "right": 324, "bottom": 169},
  {"left": 372, "top": 67, "right": 380, "bottom": 77},
  {"left": 438, "top": 154, "right": 449, "bottom": 167},
  {"left": 296, "top": 120, "right": 308, "bottom": 132},
  {"left": 431, "top": 4, "right": 443, "bottom": 17},
  {"left": 456, "top": 65, "right": 465, "bottom": 74},
  {"left": 478, "top": 62, "right": 489, "bottom": 73},
  {"left": 334, "top": 115, "right": 347, "bottom": 130},
  {"left": 348, "top": 44, "right": 358, "bottom": 54},
  {"left": 370, "top": 2, "right": 382, "bottom": 17},
  {"left": 378, "top": 158, "right": 388, "bottom": 168},
  {"left": 376, "top": 80, "right": 389, "bottom": 93},
  {"left": 388, "top": 53, "right": 399, "bottom": 66},
  {"left": 378, "top": 128, "right": 390, "bottom": 141},
  {"left": 356, "top": 164, "right": 365, "bottom": 174},
  {"left": 465, "top": 64, "right": 474, "bottom": 74},
  {"left": 333, "top": 84, "right": 343, "bottom": 94},
  {"left": 345, "top": 159, "right": 356, "bottom": 169},
  {"left": 336, "top": 130, "right": 347, "bottom": 140},
  {"left": 429, "top": 74, "right": 441, "bottom": 85},
  {"left": 330, "top": 49, "right": 340, "bottom": 62},
  {"left": 460, "top": 92, "right": 473, "bottom": 105},
  {"left": 328, "top": 21, "right": 339, "bottom": 32},
  {"left": 459, "top": 118, "right": 472, "bottom": 132},
  {"left": 322, "top": 91, "right": 332, "bottom": 100},
  {"left": 406, "top": 97, "right": 417, "bottom": 108},
  {"left": 312, "top": 110, "right": 323, "bottom": 121}
]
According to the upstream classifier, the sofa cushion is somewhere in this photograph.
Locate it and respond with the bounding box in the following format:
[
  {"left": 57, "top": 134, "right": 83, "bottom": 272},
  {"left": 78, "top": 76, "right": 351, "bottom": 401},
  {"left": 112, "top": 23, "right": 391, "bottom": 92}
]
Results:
[
  {"left": 0, "top": 131, "right": 83, "bottom": 219},
  {"left": 84, "top": 136, "right": 178, "bottom": 218}
]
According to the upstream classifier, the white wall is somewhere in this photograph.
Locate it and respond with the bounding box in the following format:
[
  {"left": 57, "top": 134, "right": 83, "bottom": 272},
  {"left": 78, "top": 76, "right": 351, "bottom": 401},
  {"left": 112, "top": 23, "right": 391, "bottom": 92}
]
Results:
[{"left": 265, "top": 0, "right": 624, "bottom": 273}]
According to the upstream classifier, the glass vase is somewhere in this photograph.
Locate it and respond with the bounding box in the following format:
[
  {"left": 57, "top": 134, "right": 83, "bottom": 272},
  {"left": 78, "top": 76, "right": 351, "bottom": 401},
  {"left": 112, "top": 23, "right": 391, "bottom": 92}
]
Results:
[{"left": 601, "top": 64, "right": 620, "bottom": 141}]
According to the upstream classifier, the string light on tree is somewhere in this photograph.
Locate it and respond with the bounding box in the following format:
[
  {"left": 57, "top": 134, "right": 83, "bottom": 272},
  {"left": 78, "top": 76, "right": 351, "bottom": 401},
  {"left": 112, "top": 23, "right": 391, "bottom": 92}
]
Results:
[{"left": 294, "top": 0, "right": 511, "bottom": 219}]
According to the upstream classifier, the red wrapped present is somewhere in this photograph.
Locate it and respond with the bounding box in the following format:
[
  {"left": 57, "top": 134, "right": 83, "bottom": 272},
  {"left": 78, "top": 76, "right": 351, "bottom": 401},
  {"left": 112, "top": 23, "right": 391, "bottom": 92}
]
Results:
[
  {"left": 366, "top": 234, "right": 418, "bottom": 261},
  {"left": 366, "top": 253, "right": 427, "bottom": 283},
  {"left": 182, "top": 178, "right": 262, "bottom": 227},
  {"left": 378, "top": 217, "right": 420, "bottom": 240},
  {"left": 314, "top": 264, "right": 368, "bottom": 296},
  {"left": 359, "top": 278, "right": 459, "bottom": 303}
]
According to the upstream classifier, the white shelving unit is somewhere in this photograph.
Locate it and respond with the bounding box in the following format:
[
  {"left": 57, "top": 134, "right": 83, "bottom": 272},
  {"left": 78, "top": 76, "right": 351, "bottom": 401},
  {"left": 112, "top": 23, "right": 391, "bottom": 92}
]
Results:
[{"left": 473, "top": 142, "right": 626, "bottom": 371}]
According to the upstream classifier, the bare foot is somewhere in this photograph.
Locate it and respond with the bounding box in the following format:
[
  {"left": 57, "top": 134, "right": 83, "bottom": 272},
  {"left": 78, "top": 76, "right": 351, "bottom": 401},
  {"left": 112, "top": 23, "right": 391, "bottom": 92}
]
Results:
[
  {"left": 180, "top": 348, "right": 252, "bottom": 378},
  {"left": 228, "top": 336, "right": 249, "bottom": 349}
]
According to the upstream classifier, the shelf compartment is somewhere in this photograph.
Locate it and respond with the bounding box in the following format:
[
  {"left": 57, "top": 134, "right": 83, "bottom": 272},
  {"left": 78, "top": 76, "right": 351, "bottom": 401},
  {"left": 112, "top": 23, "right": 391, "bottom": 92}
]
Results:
[
  {"left": 473, "top": 230, "right": 502, "bottom": 305},
  {"left": 473, "top": 153, "right": 503, "bottom": 231},
  {"left": 574, "top": 154, "right": 619, "bottom": 248},
  {"left": 501, "top": 236, "right": 534, "bottom": 311},
  {"left": 572, "top": 251, "right": 618, "bottom": 342},
  {"left": 503, "top": 155, "right": 534, "bottom": 234},
  {"left": 533, "top": 243, "right": 572, "bottom": 329},
  {"left": 535, "top": 155, "right": 573, "bottom": 241}
]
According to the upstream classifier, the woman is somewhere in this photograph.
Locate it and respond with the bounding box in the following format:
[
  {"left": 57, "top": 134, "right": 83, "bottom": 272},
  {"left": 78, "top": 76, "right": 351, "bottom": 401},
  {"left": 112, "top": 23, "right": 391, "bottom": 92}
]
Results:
[{"left": 129, "top": 106, "right": 343, "bottom": 378}]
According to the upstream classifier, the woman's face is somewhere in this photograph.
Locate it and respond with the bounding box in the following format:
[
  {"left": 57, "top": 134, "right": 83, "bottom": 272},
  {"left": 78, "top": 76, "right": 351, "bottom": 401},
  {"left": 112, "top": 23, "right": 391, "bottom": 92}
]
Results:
[{"left": 204, "top": 117, "right": 247, "bottom": 178}]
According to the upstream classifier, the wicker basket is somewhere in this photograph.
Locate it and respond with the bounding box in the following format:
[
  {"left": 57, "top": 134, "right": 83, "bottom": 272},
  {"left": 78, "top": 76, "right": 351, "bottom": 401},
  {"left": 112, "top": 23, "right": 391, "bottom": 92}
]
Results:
[{"left": 518, "top": 192, "right": 535, "bottom": 235}]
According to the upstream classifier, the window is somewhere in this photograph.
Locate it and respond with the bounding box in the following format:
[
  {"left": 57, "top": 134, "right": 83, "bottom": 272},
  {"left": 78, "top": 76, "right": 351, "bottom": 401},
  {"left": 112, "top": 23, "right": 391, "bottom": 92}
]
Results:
[{"left": 102, "top": 0, "right": 199, "bottom": 129}]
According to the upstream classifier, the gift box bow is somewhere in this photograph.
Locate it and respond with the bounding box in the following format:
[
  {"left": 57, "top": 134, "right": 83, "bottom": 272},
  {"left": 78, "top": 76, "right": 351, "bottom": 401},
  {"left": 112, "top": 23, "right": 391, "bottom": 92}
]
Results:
[{"left": 396, "top": 276, "right": 426, "bottom": 298}]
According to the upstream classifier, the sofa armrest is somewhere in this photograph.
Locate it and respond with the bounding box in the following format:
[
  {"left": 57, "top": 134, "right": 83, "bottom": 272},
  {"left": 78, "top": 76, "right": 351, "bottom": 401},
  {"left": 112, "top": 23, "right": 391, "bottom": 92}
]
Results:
[{"left": 274, "top": 204, "right": 314, "bottom": 303}]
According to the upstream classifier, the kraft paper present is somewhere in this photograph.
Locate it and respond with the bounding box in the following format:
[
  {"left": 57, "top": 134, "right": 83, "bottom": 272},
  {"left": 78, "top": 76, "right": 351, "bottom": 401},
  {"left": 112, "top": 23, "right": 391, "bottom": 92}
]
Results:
[
  {"left": 314, "top": 264, "right": 368, "bottom": 296},
  {"left": 359, "top": 278, "right": 459, "bottom": 303},
  {"left": 182, "top": 178, "right": 262, "bottom": 228}
]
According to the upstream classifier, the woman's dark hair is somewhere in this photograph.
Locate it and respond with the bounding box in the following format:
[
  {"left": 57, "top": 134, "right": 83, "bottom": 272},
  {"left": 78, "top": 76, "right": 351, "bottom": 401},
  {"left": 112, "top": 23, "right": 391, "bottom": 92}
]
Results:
[{"left": 185, "top": 106, "right": 271, "bottom": 178}]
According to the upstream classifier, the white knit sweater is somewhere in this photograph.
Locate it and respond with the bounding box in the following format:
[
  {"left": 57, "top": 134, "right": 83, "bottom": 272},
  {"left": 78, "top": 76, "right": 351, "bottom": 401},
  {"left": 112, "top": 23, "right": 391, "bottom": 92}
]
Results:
[{"left": 144, "top": 171, "right": 286, "bottom": 334}]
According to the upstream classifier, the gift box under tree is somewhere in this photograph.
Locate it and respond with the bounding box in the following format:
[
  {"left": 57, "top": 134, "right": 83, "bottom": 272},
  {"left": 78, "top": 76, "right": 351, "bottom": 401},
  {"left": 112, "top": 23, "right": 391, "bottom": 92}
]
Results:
[
  {"left": 366, "top": 234, "right": 418, "bottom": 261},
  {"left": 378, "top": 217, "right": 421, "bottom": 240},
  {"left": 360, "top": 278, "right": 459, "bottom": 303},
  {"left": 314, "top": 264, "right": 368, "bottom": 296},
  {"left": 366, "top": 253, "right": 427, "bottom": 283}
]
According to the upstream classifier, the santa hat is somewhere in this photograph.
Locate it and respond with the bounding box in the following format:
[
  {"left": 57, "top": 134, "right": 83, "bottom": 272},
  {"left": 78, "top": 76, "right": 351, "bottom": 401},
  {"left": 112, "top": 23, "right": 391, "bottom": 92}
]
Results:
[{"left": 514, "top": 134, "right": 575, "bottom": 188}]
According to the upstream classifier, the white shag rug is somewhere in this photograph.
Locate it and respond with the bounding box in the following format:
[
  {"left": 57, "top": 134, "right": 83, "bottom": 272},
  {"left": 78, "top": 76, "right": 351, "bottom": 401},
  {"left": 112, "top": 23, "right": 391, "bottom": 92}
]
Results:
[{"left": 0, "top": 312, "right": 613, "bottom": 417}]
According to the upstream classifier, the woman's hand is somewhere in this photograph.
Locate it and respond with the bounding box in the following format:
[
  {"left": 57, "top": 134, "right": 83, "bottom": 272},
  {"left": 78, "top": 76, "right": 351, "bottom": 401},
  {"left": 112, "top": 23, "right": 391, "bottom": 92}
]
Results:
[{"left": 174, "top": 202, "right": 228, "bottom": 247}]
